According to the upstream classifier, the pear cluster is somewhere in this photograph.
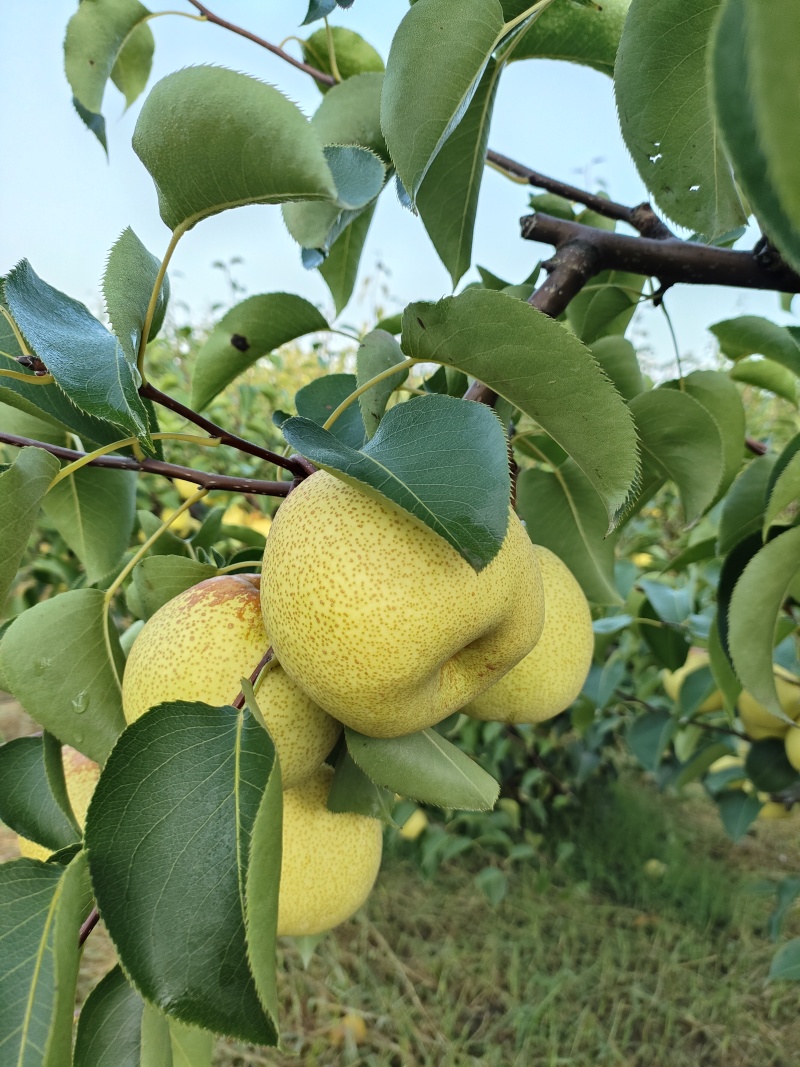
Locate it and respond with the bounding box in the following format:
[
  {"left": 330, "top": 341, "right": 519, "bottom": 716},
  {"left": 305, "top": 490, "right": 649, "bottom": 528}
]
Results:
[{"left": 123, "top": 470, "right": 595, "bottom": 935}]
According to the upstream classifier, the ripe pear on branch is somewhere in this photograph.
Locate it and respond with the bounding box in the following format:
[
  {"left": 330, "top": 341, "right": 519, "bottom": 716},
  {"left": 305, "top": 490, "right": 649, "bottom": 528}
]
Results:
[
  {"left": 260, "top": 471, "right": 545, "bottom": 738},
  {"left": 737, "top": 666, "right": 800, "bottom": 741},
  {"left": 465, "top": 546, "right": 593, "bottom": 725},
  {"left": 122, "top": 574, "right": 340, "bottom": 789},
  {"left": 661, "top": 648, "right": 723, "bottom": 714}
]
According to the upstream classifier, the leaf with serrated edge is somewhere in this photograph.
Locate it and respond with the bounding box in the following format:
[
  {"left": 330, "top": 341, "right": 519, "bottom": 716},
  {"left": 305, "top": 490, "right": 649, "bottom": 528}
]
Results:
[
  {"left": 717, "top": 455, "right": 775, "bottom": 556},
  {"left": 356, "top": 330, "right": 409, "bottom": 439},
  {"left": 510, "top": 0, "right": 629, "bottom": 74},
  {"left": 281, "top": 393, "right": 510, "bottom": 571},
  {"left": 681, "top": 370, "right": 745, "bottom": 505},
  {"left": 73, "top": 966, "right": 145, "bottom": 1067},
  {"left": 402, "top": 290, "right": 639, "bottom": 524},
  {"left": 103, "top": 228, "right": 170, "bottom": 364},
  {"left": 0, "top": 446, "right": 60, "bottom": 611},
  {"left": 295, "top": 373, "right": 366, "bottom": 450},
  {"left": 729, "top": 526, "right": 800, "bottom": 718},
  {"left": 729, "top": 359, "right": 798, "bottom": 406},
  {"left": 328, "top": 749, "right": 395, "bottom": 821},
  {"left": 764, "top": 452, "right": 800, "bottom": 533},
  {"left": 345, "top": 726, "right": 499, "bottom": 811},
  {"left": 711, "top": 316, "right": 800, "bottom": 378},
  {"left": 132, "top": 66, "right": 337, "bottom": 234}
]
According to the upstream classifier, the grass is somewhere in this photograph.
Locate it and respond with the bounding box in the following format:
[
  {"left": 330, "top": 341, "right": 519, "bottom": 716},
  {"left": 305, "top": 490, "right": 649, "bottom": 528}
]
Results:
[{"left": 2, "top": 691, "right": 800, "bottom": 1065}]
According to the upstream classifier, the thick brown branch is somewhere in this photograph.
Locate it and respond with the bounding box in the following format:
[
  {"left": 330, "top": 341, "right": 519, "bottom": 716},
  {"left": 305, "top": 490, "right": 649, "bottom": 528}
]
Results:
[
  {"left": 487, "top": 150, "right": 674, "bottom": 239},
  {"left": 139, "top": 382, "right": 314, "bottom": 477},
  {"left": 0, "top": 433, "right": 293, "bottom": 497},
  {"left": 523, "top": 213, "right": 800, "bottom": 294}
]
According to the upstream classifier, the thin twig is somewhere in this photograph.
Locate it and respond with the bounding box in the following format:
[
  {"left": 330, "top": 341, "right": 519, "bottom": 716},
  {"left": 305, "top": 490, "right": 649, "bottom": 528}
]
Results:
[
  {"left": 0, "top": 432, "right": 293, "bottom": 497},
  {"left": 79, "top": 907, "right": 99, "bottom": 947}
]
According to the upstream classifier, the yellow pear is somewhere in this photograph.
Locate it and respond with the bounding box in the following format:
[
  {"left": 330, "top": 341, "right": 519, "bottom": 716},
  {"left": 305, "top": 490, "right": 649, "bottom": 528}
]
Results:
[
  {"left": 464, "top": 545, "right": 592, "bottom": 724},
  {"left": 17, "top": 746, "right": 99, "bottom": 860},
  {"left": 122, "top": 575, "right": 340, "bottom": 789},
  {"left": 278, "top": 765, "right": 382, "bottom": 936},
  {"left": 758, "top": 800, "right": 792, "bottom": 820},
  {"left": 661, "top": 648, "right": 722, "bottom": 713},
  {"left": 260, "top": 471, "right": 545, "bottom": 737},
  {"left": 786, "top": 726, "right": 800, "bottom": 771},
  {"left": 738, "top": 666, "right": 800, "bottom": 741}
]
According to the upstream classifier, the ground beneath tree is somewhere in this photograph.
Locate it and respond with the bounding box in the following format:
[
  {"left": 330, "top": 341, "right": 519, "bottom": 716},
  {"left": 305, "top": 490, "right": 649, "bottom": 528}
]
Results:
[{"left": 2, "top": 692, "right": 799, "bottom": 1066}]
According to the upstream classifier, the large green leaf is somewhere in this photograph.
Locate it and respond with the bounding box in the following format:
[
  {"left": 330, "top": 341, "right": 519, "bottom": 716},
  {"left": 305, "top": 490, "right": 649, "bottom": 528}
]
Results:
[
  {"left": 42, "top": 467, "right": 137, "bottom": 585},
  {"left": 680, "top": 370, "right": 745, "bottom": 505},
  {"left": 85, "top": 702, "right": 280, "bottom": 1045},
  {"left": 73, "top": 966, "right": 145, "bottom": 1067},
  {"left": 0, "top": 589, "right": 126, "bottom": 764},
  {"left": 729, "top": 359, "right": 798, "bottom": 406},
  {"left": 345, "top": 726, "right": 499, "bottom": 810},
  {"left": 589, "top": 337, "right": 644, "bottom": 402},
  {"left": 629, "top": 388, "right": 724, "bottom": 523},
  {"left": 319, "top": 203, "right": 376, "bottom": 314},
  {"left": 132, "top": 66, "right": 337, "bottom": 234},
  {"left": 711, "top": 316, "right": 800, "bottom": 379},
  {"left": 191, "top": 293, "right": 328, "bottom": 411},
  {"left": 615, "top": 0, "right": 746, "bottom": 236},
  {"left": 515, "top": 462, "right": 621, "bottom": 605},
  {"left": 0, "top": 737, "right": 78, "bottom": 853},
  {"left": 0, "top": 446, "right": 60, "bottom": 611},
  {"left": 627, "top": 710, "right": 676, "bottom": 771},
  {"left": 0, "top": 854, "right": 91, "bottom": 1067},
  {"left": 301, "top": 26, "right": 385, "bottom": 92},
  {"left": 64, "top": 0, "right": 154, "bottom": 150},
  {"left": 716, "top": 791, "right": 762, "bottom": 842},
  {"left": 566, "top": 268, "right": 644, "bottom": 344},
  {"left": 729, "top": 526, "right": 800, "bottom": 717},
  {"left": 402, "top": 290, "right": 640, "bottom": 523},
  {"left": 295, "top": 373, "right": 366, "bottom": 450},
  {"left": 356, "top": 330, "right": 409, "bottom": 439},
  {"left": 717, "top": 455, "right": 775, "bottom": 555},
  {"left": 103, "top": 227, "right": 169, "bottom": 363},
  {"left": 381, "top": 0, "right": 505, "bottom": 203},
  {"left": 764, "top": 453, "right": 800, "bottom": 533},
  {"left": 281, "top": 393, "right": 511, "bottom": 571},
  {"left": 4, "top": 261, "right": 152, "bottom": 447},
  {"left": 510, "top": 0, "right": 630, "bottom": 74},
  {"left": 327, "top": 749, "right": 395, "bottom": 821},
  {"left": 310, "top": 72, "right": 388, "bottom": 163},
  {"left": 416, "top": 58, "right": 501, "bottom": 285},
  {"left": 712, "top": 0, "right": 800, "bottom": 273},
  {"left": 128, "top": 556, "right": 217, "bottom": 621}
]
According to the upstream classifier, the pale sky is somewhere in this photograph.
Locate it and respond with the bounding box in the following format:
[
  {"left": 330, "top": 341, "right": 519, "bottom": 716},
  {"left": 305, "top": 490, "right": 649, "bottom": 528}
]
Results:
[{"left": 2, "top": 2, "right": 793, "bottom": 376}]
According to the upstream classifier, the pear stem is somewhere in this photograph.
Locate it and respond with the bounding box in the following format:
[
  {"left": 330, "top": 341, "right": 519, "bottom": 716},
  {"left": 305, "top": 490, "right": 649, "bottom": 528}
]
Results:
[
  {"left": 232, "top": 647, "right": 275, "bottom": 711},
  {"left": 321, "top": 357, "right": 420, "bottom": 432}
]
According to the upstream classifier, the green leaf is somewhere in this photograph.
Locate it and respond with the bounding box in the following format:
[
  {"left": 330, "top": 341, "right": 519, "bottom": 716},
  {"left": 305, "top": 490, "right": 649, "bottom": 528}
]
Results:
[
  {"left": 746, "top": 738, "right": 800, "bottom": 794},
  {"left": 475, "top": 866, "right": 508, "bottom": 906},
  {"left": 729, "top": 359, "right": 798, "bottom": 406},
  {"left": 295, "top": 373, "right": 366, "bottom": 449},
  {"left": 708, "top": 612, "right": 741, "bottom": 714},
  {"left": 73, "top": 966, "right": 145, "bottom": 1067},
  {"left": 85, "top": 701, "right": 279, "bottom": 1045},
  {"left": 345, "top": 726, "right": 500, "bottom": 811},
  {"left": 129, "top": 556, "right": 218, "bottom": 620},
  {"left": 0, "top": 589, "right": 126, "bottom": 764},
  {"left": 717, "top": 455, "right": 775, "bottom": 556},
  {"left": 729, "top": 526, "right": 800, "bottom": 717},
  {"left": 169, "top": 1019, "right": 213, "bottom": 1067},
  {"left": 135, "top": 510, "right": 190, "bottom": 558},
  {"left": 416, "top": 58, "right": 501, "bottom": 285},
  {"left": 681, "top": 370, "right": 745, "bottom": 505},
  {"left": 626, "top": 709, "right": 676, "bottom": 771},
  {"left": 639, "top": 598, "right": 690, "bottom": 671},
  {"left": 327, "top": 748, "right": 395, "bottom": 821},
  {"left": 309, "top": 72, "right": 388, "bottom": 162},
  {"left": 661, "top": 538, "right": 717, "bottom": 574},
  {"left": 770, "top": 939, "right": 800, "bottom": 981},
  {"left": 515, "top": 463, "right": 621, "bottom": 605},
  {"left": 0, "top": 853, "right": 91, "bottom": 1067},
  {"left": 64, "top": 0, "right": 154, "bottom": 149},
  {"left": 132, "top": 66, "right": 337, "bottom": 234},
  {"left": 103, "top": 227, "right": 170, "bottom": 363},
  {"left": 566, "top": 269, "right": 644, "bottom": 344},
  {"left": 717, "top": 791, "right": 762, "bottom": 842},
  {"left": 356, "top": 330, "right": 409, "bottom": 438},
  {"left": 764, "top": 452, "right": 800, "bottom": 532},
  {"left": 281, "top": 394, "right": 511, "bottom": 571},
  {"left": 42, "top": 467, "right": 137, "bottom": 585},
  {"left": 629, "top": 388, "right": 724, "bottom": 524},
  {"left": 589, "top": 337, "right": 644, "bottom": 402},
  {"left": 403, "top": 290, "right": 639, "bottom": 523},
  {"left": 319, "top": 202, "right": 377, "bottom": 314},
  {"left": 191, "top": 293, "right": 328, "bottom": 411},
  {"left": 614, "top": 0, "right": 746, "bottom": 236},
  {"left": 0, "top": 446, "right": 60, "bottom": 611},
  {"left": 711, "top": 316, "right": 800, "bottom": 378},
  {"left": 510, "top": 0, "right": 630, "bottom": 74},
  {"left": 302, "top": 27, "right": 384, "bottom": 92},
  {"left": 674, "top": 740, "right": 731, "bottom": 789},
  {"left": 0, "top": 737, "right": 78, "bottom": 853},
  {"left": 712, "top": 0, "right": 800, "bottom": 273},
  {"left": 4, "top": 261, "right": 152, "bottom": 447},
  {"left": 381, "top": 0, "right": 505, "bottom": 203},
  {"left": 639, "top": 580, "right": 692, "bottom": 626}
]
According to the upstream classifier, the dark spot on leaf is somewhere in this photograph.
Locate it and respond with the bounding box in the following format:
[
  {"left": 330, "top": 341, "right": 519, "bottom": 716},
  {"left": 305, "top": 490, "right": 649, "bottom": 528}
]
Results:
[
  {"left": 416, "top": 317, "right": 426, "bottom": 330},
  {"left": 230, "top": 334, "right": 250, "bottom": 352}
]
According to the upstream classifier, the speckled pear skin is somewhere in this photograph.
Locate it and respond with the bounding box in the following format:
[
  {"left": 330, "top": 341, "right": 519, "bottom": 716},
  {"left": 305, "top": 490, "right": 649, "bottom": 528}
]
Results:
[
  {"left": 465, "top": 545, "right": 593, "bottom": 724},
  {"left": 17, "top": 746, "right": 99, "bottom": 860},
  {"left": 278, "top": 765, "right": 382, "bottom": 937},
  {"left": 261, "top": 471, "right": 545, "bottom": 737},
  {"left": 121, "top": 574, "right": 340, "bottom": 789}
]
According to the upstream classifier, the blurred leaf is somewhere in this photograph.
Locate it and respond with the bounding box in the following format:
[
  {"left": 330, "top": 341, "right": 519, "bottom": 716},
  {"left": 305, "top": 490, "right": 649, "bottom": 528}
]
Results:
[
  {"left": 42, "top": 467, "right": 137, "bottom": 585},
  {"left": 711, "top": 316, "right": 800, "bottom": 378},
  {"left": 404, "top": 290, "right": 639, "bottom": 523},
  {"left": 191, "top": 293, "right": 328, "bottom": 410},
  {"left": 746, "top": 738, "right": 800, "bottom": 794},
  {"left": 717, "top": 456, "right": 775, "bottom": 556},
  {"left": 674, "top": 741, "right": 731, "bottom": 789},
  {"left": 663, "top": 538, "right": 717, "bottom": 573},
  {"left": 770, "top": 939, "right": 800, "bottom": 981},
  {"left": 681, "top": 370, "right": 745, "bottom": 505},
  {"left": 627, "top": 709, "right": 676, "bottom": 771},
  {"left": 510, "top": 0, "right": 629, "bottom": 74},
  {"left": 103, "top": 227, "right": 169, "bottom": 363},
  {"left": 132, "top": 66, "right": 337, "bottom": 233},
  {"left": 0, "top": 446, "right": 60, "bottom": 611},
  {"left": 328, "top": 748, "right": 395, "bottom": 821},
  {"left": 589, "top": 336, "right": 644, "bottom": 401},
  {"left": 356, "top": 330, "right": 408, "bottom": 438},
  {"left": 768, "top": 879, "right": 800, "bottom": 942},
  {"left": 302, "top": 0, "right": 336, "bottom": 23},
  {"left": 729, "top": 359, "right": 798, "bottom": 405},
  {"left": 282, "top": 394, "right": 510, "bottom": 571},
  {"left": 302, "top": 27, "right": 384, "bottom": 91},
  {"left": 639, "top": 598, "right": 690, "bottom": 670},
  {"left": 708, "top": 613, "right": 741, "bottom": 714},
  {"left": 639, "top": 580, "right": 692, "bottom": 625},
  {"left": 295, "top": 373, "right": 366, "bottom": 449},
  {"left": 85, "top": 702, "right": 280, "bottom": 1045},
  {"left": 0, "top": 589, "right": 126, "bottom": 764},
  {"left": 129, "top": 556, "right": 217, "bottom": 620},
  {"left": 474, "top": 866, "right": 508, "bottom": 906},
  {"left": 566, "top": 270, "right": 644, "bottom": 344},
  {"left": 615, "top": 0, "right": 746, "bottom": 235},
  {"left": 717, "top": 791, "right": 762, "bottom": 842},
  {"left": 764, "top": 451, "right": 800, "bottom": 533},
  {"left": 346, "top": 726, "right": 499, "bottom": 811},
  {"left": 0, "top": 736, "right": 78, "bottom": 853}
]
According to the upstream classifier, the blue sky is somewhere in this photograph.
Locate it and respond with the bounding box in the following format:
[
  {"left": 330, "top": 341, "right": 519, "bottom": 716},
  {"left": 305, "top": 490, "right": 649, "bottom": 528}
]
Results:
[{"left": 2, "top": 1, "right": 793, "bottom": 375}]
